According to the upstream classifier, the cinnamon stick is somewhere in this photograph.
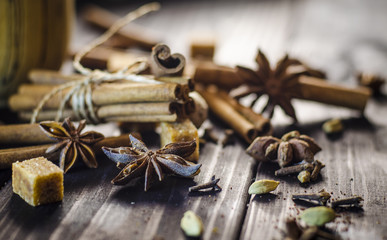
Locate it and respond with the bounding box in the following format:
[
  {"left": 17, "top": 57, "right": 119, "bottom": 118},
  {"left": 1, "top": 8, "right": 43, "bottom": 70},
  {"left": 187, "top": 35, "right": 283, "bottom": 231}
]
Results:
[
  {"left": 193, "top": 63, "right": 371, "bottom": 111},
  {"left": 217, "top": 91, "right": 272, "bottom": 136},
  {"left": 83, "top": 4, "right": 160, "bottom": 50},
  {"left": 105, "top": 114, "right": 178, "bottom": 123},
  {"left": 18, "top": 102, "right": 185, "bottom": 122},
  {"left": 9, "top": 82, "right": 189, "bottom": 111},
  {"left": 0, "top": 123, "right": 54, "bottom": 146},
  {"left": 197, "top": 86, "right": 258, "bottom": 143},
  {"left": 19, "top": 110, "right": 76, "bottom": 122},
  {"left": 29, "top": 69, "right": 86, "bottom": 85},
  {"left": 0, "top": 134, "right": 132, "bottom": 169},
  {"left": 107, "top": 51, "right": 149, "bottom": 73},
  {"left": 298, "top": 76, "right": 371, "bottom": 111},
  {"left": 192, "top": 62, "right": 243, "bottom": 90}
]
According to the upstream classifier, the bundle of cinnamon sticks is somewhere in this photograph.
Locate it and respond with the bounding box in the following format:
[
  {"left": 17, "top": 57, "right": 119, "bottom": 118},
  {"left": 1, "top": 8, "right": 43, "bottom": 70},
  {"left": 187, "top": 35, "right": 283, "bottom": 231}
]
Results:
[{"left": 9, "top": 70, "right": 196, "bottom": 123}]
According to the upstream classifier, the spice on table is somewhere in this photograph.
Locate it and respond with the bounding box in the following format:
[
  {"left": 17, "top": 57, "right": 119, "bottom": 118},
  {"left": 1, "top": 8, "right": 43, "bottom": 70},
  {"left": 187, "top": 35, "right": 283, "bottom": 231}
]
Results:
[
  {"left": 180, "top": 210, "right": 203, "bottom": 237},
  {"left": 285, "top": 218, "right": 302, "bottom": 240},
  {"left": 322, "top": 118, "right": 343, "bottom": 134},
  {"left": 0, "top": 134, "right": 135, "bottom": 170},
  {"left": 248, "top": 179, "right": 279, "bottom": 195},
  {"left": 40, "top": 118, "right": 104, "bottom": 173},
  {"left": 310, "top": 160, "right": 325, "bottom": 181},
  {"left": 150, "top": 43, "right": 185, "bottom": 77},
  {"left": 194, "top": 50, "right": 370, "bottom": 121},
  {"left": 103, "top": 134, "right": 201, "bottom": 191},
  {"left": 198, "top": 86, "right": 272, "bottom": 143},
  {"left": 292, "top": 190, "right": 331, "bottom": 206},
  {"left": 190, "top": 33, "right": 216, "bottom": 60},
  {"left": 12, "top": 157, "right": 63, "bottom": 206},
  {"left": 275, "top": 162, "right": 313, "bottom": 176},
  {"left": 357, "top": 73, "right": 385, "bottom": 96},
  {"left": 230, "top": 50, "right": 325, "bottom": 121},
  {"left": 283, "top": 218, "right": 340, "bottom": 240},
  {"left": 189, "top": 175, "right": 221, "bottom": 193},
  {"left": 160, "top": 119, "right": 199, "bottom": 162},
  {"left": 300, "top": 206, "right": 336, "bottom": 226},
  {"left": 247, "top": 130, "right": 321, "bottom": 167},
  {"left": 221, "top": 129, "right": 235, "bottom": 146},
  {"left": 297, "top": 170, "right": 311, "bottom": 183},
  {"left": 331, "top": 196, "right": 363, "bottom": 208},
  {"left": 201, "top": 127, "right": 220, "bottom": 144}
]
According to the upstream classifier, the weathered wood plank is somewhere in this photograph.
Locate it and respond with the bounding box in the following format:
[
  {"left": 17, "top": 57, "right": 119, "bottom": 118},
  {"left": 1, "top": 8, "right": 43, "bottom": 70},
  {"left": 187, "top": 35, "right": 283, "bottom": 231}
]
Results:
[{"left": 0, "top": 129, "right": 255, "bottom": 240}]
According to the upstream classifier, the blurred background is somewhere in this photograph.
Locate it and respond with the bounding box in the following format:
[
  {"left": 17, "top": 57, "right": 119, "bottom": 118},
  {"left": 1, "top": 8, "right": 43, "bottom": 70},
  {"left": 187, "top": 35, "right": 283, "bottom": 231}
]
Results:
[{"left": 74, "top": 0, "right": 387, "bottom": 81}]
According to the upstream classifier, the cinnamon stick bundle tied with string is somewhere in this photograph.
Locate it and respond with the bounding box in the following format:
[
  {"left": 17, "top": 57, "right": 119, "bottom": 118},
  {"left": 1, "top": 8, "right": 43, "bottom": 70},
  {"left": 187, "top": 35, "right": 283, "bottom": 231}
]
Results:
[
  {"left": 10, "top": 4, "right": 200, "bottom": 126},
  {"left": 10, "top": 81, "right": 196, "bottom": 122},
  {"left": 197, "top": 85, "right": 272, "bottom": 143}
]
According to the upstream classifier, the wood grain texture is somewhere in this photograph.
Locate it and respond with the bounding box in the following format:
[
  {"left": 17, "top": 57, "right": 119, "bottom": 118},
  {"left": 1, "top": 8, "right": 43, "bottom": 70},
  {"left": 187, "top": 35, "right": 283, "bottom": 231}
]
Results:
[
  {"left": 1, "top": 0, "right": 387, "bottom": 239},
  {"left": 0, "top": 131, "right": 254, "bottom": 240}
]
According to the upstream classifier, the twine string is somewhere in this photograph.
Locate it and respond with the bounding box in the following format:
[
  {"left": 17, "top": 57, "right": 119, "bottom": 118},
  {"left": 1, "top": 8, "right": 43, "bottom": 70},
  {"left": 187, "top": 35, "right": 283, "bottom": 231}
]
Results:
[{"left": 31, "top": 2, "right": 161, "bottom": 124}]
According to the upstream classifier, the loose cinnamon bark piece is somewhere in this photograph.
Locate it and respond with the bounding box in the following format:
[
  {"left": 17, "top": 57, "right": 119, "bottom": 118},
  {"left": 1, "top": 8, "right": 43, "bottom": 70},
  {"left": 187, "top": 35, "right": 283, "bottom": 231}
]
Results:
[{"left": 150, "top": 44, "right": 186, "bottom": 77}]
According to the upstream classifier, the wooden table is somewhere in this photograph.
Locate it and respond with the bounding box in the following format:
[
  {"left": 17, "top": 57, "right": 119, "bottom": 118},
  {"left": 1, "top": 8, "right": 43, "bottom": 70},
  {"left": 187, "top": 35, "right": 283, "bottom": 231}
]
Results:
[{"left": 1, "top": 0, "right": 387, "bottom": 239}]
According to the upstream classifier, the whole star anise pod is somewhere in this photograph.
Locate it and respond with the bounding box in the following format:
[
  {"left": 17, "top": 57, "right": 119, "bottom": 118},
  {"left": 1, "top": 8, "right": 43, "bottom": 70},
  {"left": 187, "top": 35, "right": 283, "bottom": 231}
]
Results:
[
  {"left": 102, "top": 134, "right": 201, "bottom": 191},
  {"left": 230, "top": 50, "right": 325, "bottom": 122},
  {"left": 246, "top": 130, "right": 321, "bottom": 167},
  {"left": 40, "top": 117, "right": 105, "bottom": 173}
]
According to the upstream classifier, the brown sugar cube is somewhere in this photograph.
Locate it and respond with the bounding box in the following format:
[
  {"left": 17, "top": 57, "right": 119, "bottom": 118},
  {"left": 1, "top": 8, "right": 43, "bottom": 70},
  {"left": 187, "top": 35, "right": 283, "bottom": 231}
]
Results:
[
  {"left": 160, "top": 119, "right": 199, "bottom": 162},
  {"left": 190, "top": 33, "right": 216, "bottom": 60},
  {"left": 12, "top": 157, "right": 63, "bottom": 206}
]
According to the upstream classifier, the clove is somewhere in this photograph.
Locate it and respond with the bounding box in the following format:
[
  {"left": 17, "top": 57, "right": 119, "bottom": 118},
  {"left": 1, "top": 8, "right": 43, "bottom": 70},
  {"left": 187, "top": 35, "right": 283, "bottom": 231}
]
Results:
[
  {"left": 284, "top": 218, "right": 302, "bottom": 240},
  {"left": 292, "top": 189, "right": 331, "bottom": 206},
  {"left": 311, "top": 160, "right": 325, "bottom": 181},
  {"left": 189, "top": 175, "right": 221, "bottom": 192},
  {"left": 275, "top": 162, "right": 313, "bottom": 176},
  {"left": 201, "top": 127, "right": 220, "bottom": 144},
  {"left": 331, "top": 196, "right": 363, "bottom": 208},
  {"left": 221, "top": 129, "right": 235, "bottom": 146}
]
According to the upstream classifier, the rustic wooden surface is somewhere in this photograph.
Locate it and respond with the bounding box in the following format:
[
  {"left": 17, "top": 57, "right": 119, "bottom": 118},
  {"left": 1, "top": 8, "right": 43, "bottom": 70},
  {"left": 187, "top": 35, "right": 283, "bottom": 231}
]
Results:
[{"left": 1, "top": 0, "right": 387, "bottom": 239}]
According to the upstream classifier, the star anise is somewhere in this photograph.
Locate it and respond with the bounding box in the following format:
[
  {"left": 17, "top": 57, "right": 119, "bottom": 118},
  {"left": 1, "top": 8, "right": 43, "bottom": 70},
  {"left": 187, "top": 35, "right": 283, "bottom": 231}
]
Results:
[
  {"left": 246, "top": 130, "right": 321, "bottom": 167},
  {"left": 39, "top": 117, "right": 105, "bottom": 173},
  {"left": 230, "top": 50, "right": 325, "bottom": 122},
  {"left": 102, "top": 134, "right": 202, "bottom": 191}
]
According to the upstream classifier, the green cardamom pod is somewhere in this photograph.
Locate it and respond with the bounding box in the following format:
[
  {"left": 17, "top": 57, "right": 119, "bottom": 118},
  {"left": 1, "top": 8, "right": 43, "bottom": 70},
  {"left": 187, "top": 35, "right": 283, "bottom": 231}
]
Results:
[
  {"left": 180, "top": 210, "right": 203, "bottom": 237},
  {"left": 248, "top": 179, "right": 280, "bottom": 194},
  {"left": 300, "top": 206, "right": 336, "bottom": 226}
]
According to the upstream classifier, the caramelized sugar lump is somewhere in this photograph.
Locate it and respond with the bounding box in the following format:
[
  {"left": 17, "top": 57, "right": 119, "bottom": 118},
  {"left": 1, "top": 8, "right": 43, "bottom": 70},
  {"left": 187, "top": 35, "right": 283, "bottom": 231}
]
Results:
[
  {"left": 160, "top": 119, "right": 199, "bottom": 162},
  {"left": 12, "top": 157, "right": 63, "bottom": 206}
]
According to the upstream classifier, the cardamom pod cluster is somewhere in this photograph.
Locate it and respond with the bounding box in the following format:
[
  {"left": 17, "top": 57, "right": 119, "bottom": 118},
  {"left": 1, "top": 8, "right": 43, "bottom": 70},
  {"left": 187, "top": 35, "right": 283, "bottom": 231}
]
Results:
[{"left": 246, "top": 130, "right": 321, "bottom": 167}]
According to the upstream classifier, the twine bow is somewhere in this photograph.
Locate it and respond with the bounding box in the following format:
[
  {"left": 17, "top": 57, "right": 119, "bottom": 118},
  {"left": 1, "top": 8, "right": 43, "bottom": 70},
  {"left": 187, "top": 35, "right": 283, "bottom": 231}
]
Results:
[{"left": 31, "top": 2, "right": 161, "bottom": 124}]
